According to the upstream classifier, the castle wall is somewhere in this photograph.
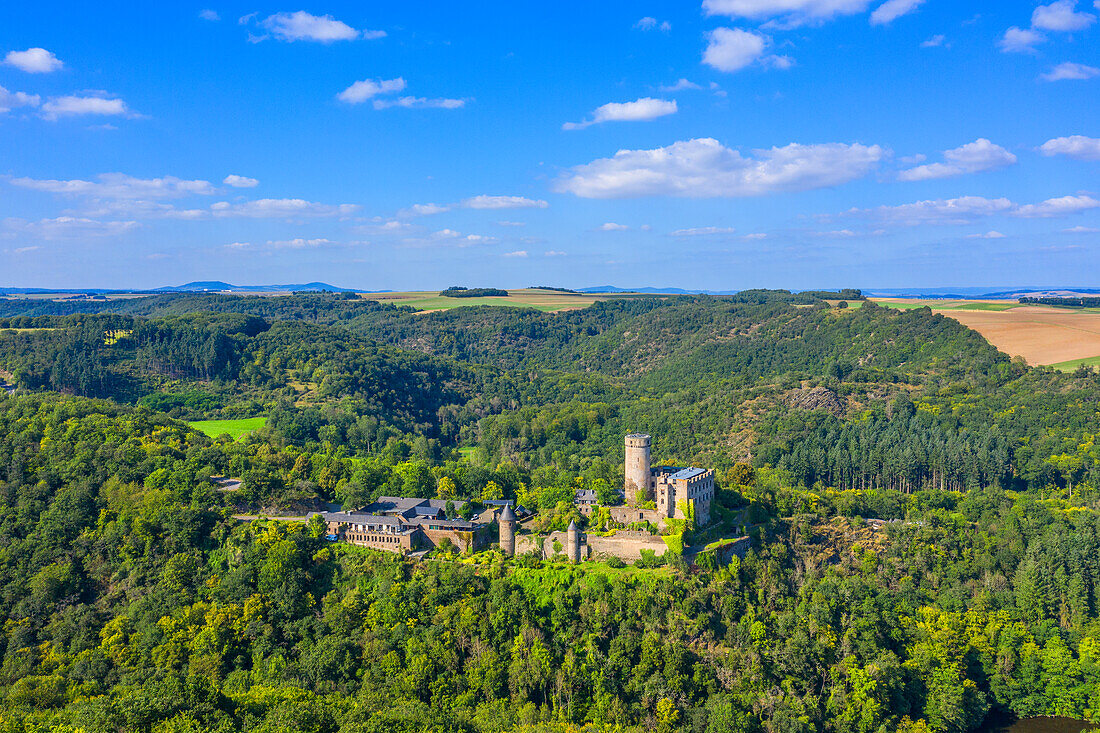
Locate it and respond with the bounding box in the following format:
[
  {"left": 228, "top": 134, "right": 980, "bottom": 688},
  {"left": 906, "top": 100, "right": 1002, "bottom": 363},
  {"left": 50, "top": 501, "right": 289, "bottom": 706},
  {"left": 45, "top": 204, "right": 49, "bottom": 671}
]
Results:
[{"left": 587, "top": 530, "right": 669, "bottom": 560}]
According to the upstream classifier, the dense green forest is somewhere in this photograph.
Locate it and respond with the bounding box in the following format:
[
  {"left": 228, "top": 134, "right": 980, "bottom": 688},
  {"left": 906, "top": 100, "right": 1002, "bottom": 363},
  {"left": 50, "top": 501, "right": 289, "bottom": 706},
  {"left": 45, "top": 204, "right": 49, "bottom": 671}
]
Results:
[{"left": 1, "top": 291, "right": 1100, "bottom": 732}]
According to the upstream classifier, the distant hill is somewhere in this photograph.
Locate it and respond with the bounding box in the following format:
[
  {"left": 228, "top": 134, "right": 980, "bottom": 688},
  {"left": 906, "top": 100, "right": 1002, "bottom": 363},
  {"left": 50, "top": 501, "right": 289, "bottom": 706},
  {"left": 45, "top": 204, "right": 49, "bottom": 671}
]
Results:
[{"left": 155, "top": 281, "right": 358, "bottom": 293}]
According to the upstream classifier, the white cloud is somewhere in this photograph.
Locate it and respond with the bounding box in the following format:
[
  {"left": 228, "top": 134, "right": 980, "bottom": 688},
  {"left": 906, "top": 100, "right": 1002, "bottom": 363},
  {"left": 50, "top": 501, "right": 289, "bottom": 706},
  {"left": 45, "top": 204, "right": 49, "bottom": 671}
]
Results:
[
  {"left": 1014, "top": 194, "right": 1100, "bottom": 218},
  {"left": 851, "top": 196, "right": 1016, "bottom": 225},
  {"left": 40, "top": 94, "right": 130, "bottom": 120},
  {"left": 743, "top": 232, "right": 768, "bottom": 239},
  {"left": 199, "top": 9, "right": 220, "bottom": 21},
  {"left": 870, "top": 0, "right": 925, "bottom": 25},
  {"left": 1063, "top": 225, "right": 1100, "bottom": 232},
  {"left": 921, "top": 34, "right": 947, "bottom": 47},
  {"left": 337, "top": 77, "right": 407, "bottom": 104},
  {"left": 461, "top": 195, "right": 548, "bottom": 210},
  {"left": 965, "top": 230, "right": 1006, "bottom": 239},
  {"left": 669, "top": 226, "right": 737, "bottom": 236},
  {"left": 4, "top": 48, "right": 63, "bottom": 73},
  {"left": 563, "top": 98, "right": 677, "bottom": 130},
  {"left": 635, "top": 17, "right": 671, "bottom": 31},
  {"left": 702, "top": 0, "right": 873, "bottom": 26},
  {"left": 2, "top": 216, "right": 139, "bottom": 239},
  {"left": 544, "top": 250, "right": 567, "bottom": 256},
  {"left": 704, "top": 28, "right": 768, "bottom": 72},
  {"left": 497, "top": 220, "right": 526, "bottom": 227},
  {"left": 12, "top": 173, "right": 217, "bottom": 199},
  {"left": 898, "top": 139, "right": 1017, "bottom": 181},
  {"left": 433, "top": 229, "right": 461, "bottom": 239},
  {"left": 210, "top": 198, "right": 358, "bottom": 218},
  {"left": 555, "top": 137, "right": 885, "bottom": 199},
  {"left": 659, "top": 79, "right": 702, "bottom": 92},
  {"left": 1032, "top": 0, "right": 1096, "bottom": 31},
  {"left": 402, "top": 203, "right": 451, "bottom": 216},
  {"left": 503, "top": 250, "right": 528, "bottom": 257},
  {"left": 372, "top": 96, "right": 465, "bottom": 110},
  {"left": 1041, "top": 62, "right": 1100, "bottom": 81},
  {"left": 257, "top": 11, "right": 381, "bottom": 42},
  {"left": 598, "top": 222, "right": 630, "bottom": 231},
  {"left": 223, "top": 174, "right": 259, "bottom": 188},
  {"left": 1041, "top": 135, "right": 1100, "bottom": 160},
  {"left": 266, "top": 237, "right": 336, "bottom": 249},
  {"left": 0, "top": 85, "right": 40, "bottom": 113},
  {"left": 999, "top": 26, "right": 1046, "bottom": 52}
]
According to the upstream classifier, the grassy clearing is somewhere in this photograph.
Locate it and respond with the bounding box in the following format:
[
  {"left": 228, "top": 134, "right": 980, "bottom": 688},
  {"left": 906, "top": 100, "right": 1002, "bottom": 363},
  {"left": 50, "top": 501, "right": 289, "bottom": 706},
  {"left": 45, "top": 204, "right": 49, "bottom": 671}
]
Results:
[
  {"left": 1050, "top": 355, "right": 1100, "bottom": 372},
  {"left": 872, "top": 299, "right": 1020, "bottom": 312},
  {"left": 188, "top": 417, "right": 267, "bottom": 439}
]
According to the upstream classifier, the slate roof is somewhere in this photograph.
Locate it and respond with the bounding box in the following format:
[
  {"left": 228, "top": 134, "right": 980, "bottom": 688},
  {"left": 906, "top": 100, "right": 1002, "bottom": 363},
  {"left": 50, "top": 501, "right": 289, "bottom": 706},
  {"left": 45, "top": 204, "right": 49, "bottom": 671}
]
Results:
[{"left": 669, "top": 467, "right": 708, "bottom": 481}]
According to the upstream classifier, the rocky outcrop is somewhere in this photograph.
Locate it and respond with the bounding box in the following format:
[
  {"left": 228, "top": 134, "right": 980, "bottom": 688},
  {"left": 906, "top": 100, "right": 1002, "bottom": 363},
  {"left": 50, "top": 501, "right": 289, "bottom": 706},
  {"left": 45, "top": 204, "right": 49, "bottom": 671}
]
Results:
[{"left": 786, "top": 386, "right": 847, "bottom": 416}]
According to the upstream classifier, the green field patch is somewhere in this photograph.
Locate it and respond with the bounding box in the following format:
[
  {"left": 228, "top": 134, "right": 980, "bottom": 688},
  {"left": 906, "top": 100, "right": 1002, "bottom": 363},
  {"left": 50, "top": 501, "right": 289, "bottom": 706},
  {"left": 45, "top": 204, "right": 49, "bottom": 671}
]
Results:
[
  {"left": 1050, "top": 355, "right": 1100, "bottom": 373},
  {"left": 947, "top": 302, "right": 1018, "bottom": 311},
  {"left": 188, "top": 417, "right": 267, "bottom": 439}
]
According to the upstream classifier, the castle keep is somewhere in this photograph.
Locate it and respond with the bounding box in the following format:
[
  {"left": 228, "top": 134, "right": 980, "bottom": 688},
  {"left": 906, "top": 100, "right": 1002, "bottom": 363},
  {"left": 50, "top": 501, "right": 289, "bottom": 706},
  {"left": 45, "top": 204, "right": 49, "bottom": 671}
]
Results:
[{"left": 621, "top": 433, "right": 714, "bottom": 525}]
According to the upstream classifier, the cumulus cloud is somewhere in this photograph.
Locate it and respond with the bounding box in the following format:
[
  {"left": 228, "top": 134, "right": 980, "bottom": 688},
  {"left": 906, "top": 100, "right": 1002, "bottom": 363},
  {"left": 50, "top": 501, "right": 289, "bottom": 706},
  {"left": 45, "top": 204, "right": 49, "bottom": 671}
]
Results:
[
  {"left": 1041, "top": 62, "right": 1100, "bottom": 80},
  {"left": 4, "top": 48, "right": 63, "bottom": 73},
  {"left": 554, "top": 137, "right": 886, "bottom": 199},
  {"left": 502, "top": 250, "right": 529, "bottom": 257},
  {"left": 870, "top": 0, "right": 925, "bottom": 25},
  {"left": 921, "top": 34, "right": 947, "bottom": 47},
  {"left": 898, "top": 139, "right": 1017, "bottom": 181},
  {"left": 1031, "top": 0, "right": 1096, "bottom": 31},
  {"left": 1064, "top": 225, "right": 1100, "bottom": 232},
  {"left": 1014, "top": 194, "right": 1100, "bottom": 217},
  {"left": 965, "top": 230, "right": 1007, "bottom": 239},
  {"left": 563, "top": 98, "right": 677, "bottom": 130},
  {"left": 12, "top": 173, "right": 217, "bottom": 199},
  {"left": 634, "top": 17, "right": 671, "bottom": 31},
  {"left": 1040, "top": 135, "right": 1100, "bottom": 160},
  {"left": 669, "top": 226, "right": 737, "bottom": 236},
  {"left": 544, "top": 250, "right": 567, "bottom": 256},
  {"left": 210, "top": 198, "right": 358, "bottom": 218},
  {"left": 702, "top": 0, "right": 873, "bottom": 26},
  {"left": 703, "top": 28, "right": 768, "bottom": 72},
  {"left": 199, "top": 9, "right": 220, "bottom": 21},
  {"left": 999, "top": 26, "right": 1046, "bottom": 52},
  {"left": 223, "top": 174, "right": 259, "bottom": 188},
  {"left": 40, "top": 94, "right": 131, "bottom": 120},
  {"left": 659, "top": 79, "right": 703, "bottom": 92},
  {"left": 266, "top": 237, "right": 336, "bottom": 249},
  {"left": 461, "top": 195, "right": 548, "bottom": 210},
  {"left": 2, "top": 216, "right": 139, "bottom": 239},
  {"left": 598, "top": 222, "right": 630, "bottom": 231},
  {"left": 337, "top": 77, "right": 407, "bottom": 104},
  {"left": 256, "top": 11, "right": 383, "bottom": 42},
  {"left": 0, "top": 85, "right": 40, "bottom": 113}
]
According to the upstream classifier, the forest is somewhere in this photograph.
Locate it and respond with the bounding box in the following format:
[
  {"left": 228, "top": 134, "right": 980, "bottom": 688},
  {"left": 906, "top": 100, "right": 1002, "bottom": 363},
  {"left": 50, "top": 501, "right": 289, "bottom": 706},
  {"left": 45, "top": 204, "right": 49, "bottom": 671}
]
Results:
[{"left": 0, "top": 290, "right": 1099, "bottom": 732}]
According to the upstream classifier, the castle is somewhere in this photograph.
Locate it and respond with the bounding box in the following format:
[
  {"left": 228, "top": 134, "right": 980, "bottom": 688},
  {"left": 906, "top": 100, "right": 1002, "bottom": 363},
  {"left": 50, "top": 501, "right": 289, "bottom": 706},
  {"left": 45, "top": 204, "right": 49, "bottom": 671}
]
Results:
[{"left": 319, "top": 433, "right": 715, "bottom": 563}]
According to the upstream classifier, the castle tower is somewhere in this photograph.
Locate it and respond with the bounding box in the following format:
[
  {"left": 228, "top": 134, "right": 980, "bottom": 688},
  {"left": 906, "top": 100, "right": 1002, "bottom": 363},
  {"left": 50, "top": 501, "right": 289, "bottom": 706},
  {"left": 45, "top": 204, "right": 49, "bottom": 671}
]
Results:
[
  {"left": 499, "top": 504, "right": 517, "bottom": 556},
  {"left": 567, "top": 518, "right": 581, "bottom": 564},
  {"left": 625, "top": 433, "right": 651, "bottom": 500}
]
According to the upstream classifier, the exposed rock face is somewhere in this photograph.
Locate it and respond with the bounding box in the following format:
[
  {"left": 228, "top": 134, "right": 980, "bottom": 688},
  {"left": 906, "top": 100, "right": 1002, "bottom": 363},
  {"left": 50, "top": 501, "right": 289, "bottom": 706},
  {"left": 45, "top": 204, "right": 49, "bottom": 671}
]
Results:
[{"left": 787, "top": 386, "right": 847, "bottom": 417}]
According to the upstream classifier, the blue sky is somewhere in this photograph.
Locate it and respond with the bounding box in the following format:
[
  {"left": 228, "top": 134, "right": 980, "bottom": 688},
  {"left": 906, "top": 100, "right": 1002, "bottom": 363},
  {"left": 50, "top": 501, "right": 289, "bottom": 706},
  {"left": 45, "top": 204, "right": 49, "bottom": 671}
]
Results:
[{"left": 1, "top": 0, "right": 1098, "bottom": 291}]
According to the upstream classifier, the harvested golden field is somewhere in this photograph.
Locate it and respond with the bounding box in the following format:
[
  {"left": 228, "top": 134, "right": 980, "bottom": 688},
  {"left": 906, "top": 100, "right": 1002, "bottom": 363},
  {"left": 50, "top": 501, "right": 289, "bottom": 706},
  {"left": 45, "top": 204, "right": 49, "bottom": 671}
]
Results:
[
  {"left": 937, "top": 306, "right": 1100, "bottom": 367},
  {"left": 359, "top": 288, "right": 616, "bottom": 312}
]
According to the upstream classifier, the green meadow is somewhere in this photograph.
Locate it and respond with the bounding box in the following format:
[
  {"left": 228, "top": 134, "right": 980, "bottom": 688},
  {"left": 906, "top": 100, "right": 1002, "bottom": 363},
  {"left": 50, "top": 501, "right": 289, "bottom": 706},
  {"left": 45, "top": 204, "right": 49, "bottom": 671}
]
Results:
[{"left": 187, "top": 417, "right": 267, "bottom": 439}]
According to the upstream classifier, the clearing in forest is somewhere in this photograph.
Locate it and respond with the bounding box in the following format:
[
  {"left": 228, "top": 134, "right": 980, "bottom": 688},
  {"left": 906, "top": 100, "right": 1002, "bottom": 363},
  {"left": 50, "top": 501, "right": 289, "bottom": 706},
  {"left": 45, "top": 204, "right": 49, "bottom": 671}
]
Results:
[{"left": 188, "top": 417, "right": 267, "bottom": 440}]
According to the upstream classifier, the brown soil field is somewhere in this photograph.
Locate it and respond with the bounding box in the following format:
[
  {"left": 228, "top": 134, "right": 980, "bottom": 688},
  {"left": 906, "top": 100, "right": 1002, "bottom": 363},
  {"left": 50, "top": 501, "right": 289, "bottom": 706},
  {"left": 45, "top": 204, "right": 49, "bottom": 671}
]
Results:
[{"left": 933, "top": 307, "right": 1100, "bottom": 366}]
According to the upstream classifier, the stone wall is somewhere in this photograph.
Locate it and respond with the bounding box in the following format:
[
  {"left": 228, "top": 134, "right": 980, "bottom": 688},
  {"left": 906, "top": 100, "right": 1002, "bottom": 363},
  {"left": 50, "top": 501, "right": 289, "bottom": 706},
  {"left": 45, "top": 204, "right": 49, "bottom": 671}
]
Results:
[{"left": 512, "top": 529, "right": 668, "bottom": 562}]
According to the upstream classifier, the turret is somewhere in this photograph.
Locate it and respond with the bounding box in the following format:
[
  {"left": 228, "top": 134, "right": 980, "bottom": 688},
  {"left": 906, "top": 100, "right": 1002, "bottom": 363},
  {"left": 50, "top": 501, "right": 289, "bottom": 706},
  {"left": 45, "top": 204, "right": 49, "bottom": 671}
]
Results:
[
  {"left": 625, "top": 433, "right": 651, "bottom": 501},
  {"left": 567, "top": 518, "right": 582, "bottom": 564},
  {"left": 499, "top": 503, "right": 517, "bottom": 556}
]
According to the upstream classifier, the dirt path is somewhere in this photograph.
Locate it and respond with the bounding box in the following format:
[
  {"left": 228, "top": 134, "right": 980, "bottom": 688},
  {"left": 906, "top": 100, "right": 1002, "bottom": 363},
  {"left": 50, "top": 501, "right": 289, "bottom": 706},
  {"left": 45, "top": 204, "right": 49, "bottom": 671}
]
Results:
[{"left": 936, "top": 307, "right": 1100, "bottom": 365}]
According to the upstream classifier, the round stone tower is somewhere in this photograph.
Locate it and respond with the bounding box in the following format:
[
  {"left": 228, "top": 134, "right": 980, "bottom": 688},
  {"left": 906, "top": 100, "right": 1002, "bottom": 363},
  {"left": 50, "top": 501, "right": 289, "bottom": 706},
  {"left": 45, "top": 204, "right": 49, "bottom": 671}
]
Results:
[
  {"left": 567, "top": 518, "right": 582, "bottom": 564},
  {"left": 498, "top": 504, "right": 517, "bottom": 556},
  {"left": 624, "top": 433, "right": 652, "bottom": 500}
]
